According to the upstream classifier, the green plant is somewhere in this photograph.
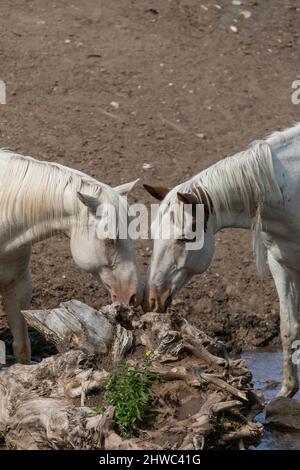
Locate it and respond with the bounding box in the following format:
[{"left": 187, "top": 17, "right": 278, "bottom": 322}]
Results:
[
  {"left": 104, "top": 359, "right": 154, "bottom": 437},
  {"left": 87, "top": 404, "right": 106, "bottom": 417},
  {"left": 162, "top": 441, "right": 172, "bottom": 450}
]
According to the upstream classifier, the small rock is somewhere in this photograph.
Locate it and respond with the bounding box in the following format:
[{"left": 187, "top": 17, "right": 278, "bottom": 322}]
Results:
[
  {"left": 196, "top": 132, "right": 206, "bottom": 139},
  {"left": 142, "top": 163, "right": 154, "bottom": 171},
  {"left": 65, "top": 39, "right": 71, "bottom": 43},
  {"left": 241, "top": 10, "right": 252, "bottom": 19},
  {"left": 110, "top": 101, "right": 119, "bottom": 109},
  {"left": 230, "top": 25, "right": 238, "bottom": 33},
  {"left": 266, "top": 397, "right": 300, "bottom": 431},
  {"left": 232, "top": 0, "right": 242, "bottom": 5}
]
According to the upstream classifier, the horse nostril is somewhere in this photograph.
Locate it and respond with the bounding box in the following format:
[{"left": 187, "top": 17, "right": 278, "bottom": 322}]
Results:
[
  {"left": 129, "top": 294, "right": 137, "bottom": 306},
  {"left": 164, "top": 295, "right": 173, "bottom": 311}
]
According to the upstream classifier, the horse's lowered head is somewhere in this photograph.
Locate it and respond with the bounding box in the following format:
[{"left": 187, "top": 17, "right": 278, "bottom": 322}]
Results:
[
  {"left": 70, "top": 179, "right": 142, "bottom": 306},
  {"left": 143, "top": 184, "right": 215, "bottom": 312}
]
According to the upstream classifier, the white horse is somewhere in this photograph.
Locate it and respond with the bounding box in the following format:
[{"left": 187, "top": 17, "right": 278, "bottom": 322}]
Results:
[
  {"left": 0, "top": 149, "right": 142, "bottom": 364},
  {"left": 144, "top": 123, "right": 300, "bottom": 398}
]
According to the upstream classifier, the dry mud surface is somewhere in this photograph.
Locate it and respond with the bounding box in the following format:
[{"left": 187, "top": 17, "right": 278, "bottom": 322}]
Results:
[{"left": 0, "top": 0, "right": 300, "bottom": 350}]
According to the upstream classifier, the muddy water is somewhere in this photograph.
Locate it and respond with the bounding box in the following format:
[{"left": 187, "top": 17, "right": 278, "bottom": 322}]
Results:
[{"left": 243, "top": 350, "right": 300, "bottom": 450}]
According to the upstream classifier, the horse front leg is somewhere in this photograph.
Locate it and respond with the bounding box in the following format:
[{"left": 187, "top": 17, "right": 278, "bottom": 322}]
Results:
[
  {"left": 268, "top": 251, "right": 300, "bottom": 398},
  {"left": 2, "top": 271, "right": 32, "bottom": 364}
]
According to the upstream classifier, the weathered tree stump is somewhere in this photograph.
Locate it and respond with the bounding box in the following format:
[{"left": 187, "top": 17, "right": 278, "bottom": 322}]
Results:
[{"left": 0, "top": 300, "right": 263, "bottom": 450}]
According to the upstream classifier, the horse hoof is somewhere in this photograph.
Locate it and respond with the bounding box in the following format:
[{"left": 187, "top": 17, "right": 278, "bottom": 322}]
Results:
[{"left": 277, "top": 385, "right": 299, "bottom": 399}]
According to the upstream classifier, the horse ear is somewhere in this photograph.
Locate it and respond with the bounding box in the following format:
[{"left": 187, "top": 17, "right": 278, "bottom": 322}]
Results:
[
  {"left": 177, "top": 191, "right": 212, "bottom": 231},
  {"left": 114, "top": 179, "right": 140, "bottom": 196},
  {"left": 77, "top": 192, "right": 99, "bottom": 213},
  {"left": 143, "top": 184, "right": 170, "bottom": 201},
  {"left": 177, "top": 192, "right": 199, "bottom": 205}
]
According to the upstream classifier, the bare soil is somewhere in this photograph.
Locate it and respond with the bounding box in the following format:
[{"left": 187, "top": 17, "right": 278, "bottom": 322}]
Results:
[{"left": 1, "top": 0, "right": 300, "bottom": 351}]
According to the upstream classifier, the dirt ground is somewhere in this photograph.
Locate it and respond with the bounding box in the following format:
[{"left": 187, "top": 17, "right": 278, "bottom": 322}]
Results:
[{"left": 0, "top": 0, "right": 300, "bottom": 352}]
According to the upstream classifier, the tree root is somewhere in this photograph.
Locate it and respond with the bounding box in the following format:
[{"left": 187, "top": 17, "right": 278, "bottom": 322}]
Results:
[{"left": 0, "top": 301, "right": 263, "bottom": 450}]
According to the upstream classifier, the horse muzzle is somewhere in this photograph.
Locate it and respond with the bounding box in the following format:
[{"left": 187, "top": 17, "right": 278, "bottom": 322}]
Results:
[
  {"left": 143, "top": 286, "right": 172, "bottom": 313},
  {"left": 110, "top": 281, "right": 143, "bottom": 307}
]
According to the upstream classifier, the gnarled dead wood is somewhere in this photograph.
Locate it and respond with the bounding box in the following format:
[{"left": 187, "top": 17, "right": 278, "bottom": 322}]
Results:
[
  {"left": 0, "top": 300, "right": 264, "bottom": 450},
  {"left": 22, "top": 300, "right": 114, "bottom": 355}
]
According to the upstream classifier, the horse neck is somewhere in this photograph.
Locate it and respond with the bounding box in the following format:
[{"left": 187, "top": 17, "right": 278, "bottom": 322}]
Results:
[
  {"left": 1, "top": 182, "right": 83, "bottom": 253},
  {"left": 198, "top": 146, "right": 281, "bottom": 234},
  {"left": 210, "top": 190, "right": 253, "bottom": 233}
]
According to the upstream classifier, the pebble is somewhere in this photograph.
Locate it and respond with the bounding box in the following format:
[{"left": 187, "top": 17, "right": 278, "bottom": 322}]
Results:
[
  {"left": 142, "top": 163, "right": 154, "bottom": 170},
  {"left": 232, "top": 0, "right": 242, "bottom": 5},
  {"left": 241, "top": 10, "right": 252, "bottom": 19},
  {"left": 230, "top": 25, "right": 238, "bottom": 33},
  {"left": 110, "top": 101, "right": 119, "bottom": 109}
]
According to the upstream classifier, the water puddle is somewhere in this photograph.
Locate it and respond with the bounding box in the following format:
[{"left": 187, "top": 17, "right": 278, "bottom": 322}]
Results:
[{"left": 242, "top": 349, "right": 300, "bottom": 450}]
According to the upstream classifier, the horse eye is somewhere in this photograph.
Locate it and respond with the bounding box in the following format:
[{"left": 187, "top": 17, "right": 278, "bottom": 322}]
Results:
[
  {"left": 105, "top": 238, "right": 115, "bottom": 247},
  {"left": 178, "top": 235, "right": 196, "bottom": 243}
]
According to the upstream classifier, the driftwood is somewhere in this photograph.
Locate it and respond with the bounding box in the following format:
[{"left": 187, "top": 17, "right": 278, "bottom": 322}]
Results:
[
  {"left": 23, "top": 300, "right": 112, "bottom": 356},
  {"left": 0, "top": 301, "right": 263, "bottom": 450}
]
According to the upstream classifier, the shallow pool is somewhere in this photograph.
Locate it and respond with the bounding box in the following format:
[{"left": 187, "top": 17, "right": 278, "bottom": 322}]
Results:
[{"left": 242, "top": 350, "right": 300, "bottom": 450}]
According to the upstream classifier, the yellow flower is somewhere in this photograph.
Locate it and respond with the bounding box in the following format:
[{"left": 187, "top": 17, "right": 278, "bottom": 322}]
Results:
[{"left": 145, "top": 351, "right": 152, "bottom": 357}]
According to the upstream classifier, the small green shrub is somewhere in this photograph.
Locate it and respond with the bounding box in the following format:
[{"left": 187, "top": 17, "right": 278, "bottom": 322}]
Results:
[
  {"left": 104, "top": 359, "right": 154, "bottom": 437},
  {"left": 87, "top": 404, "right": 106, "bottom": 417},
  {"left": 162, "top": 441, "right": 172, "bottom": 450}
]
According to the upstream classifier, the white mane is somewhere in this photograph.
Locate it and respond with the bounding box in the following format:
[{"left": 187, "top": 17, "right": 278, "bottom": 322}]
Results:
[
  {"left": 265, "top": 122, "right": 300, "bottom": 147},
  {"left": 162, "top": 124, "right": 300, "bottom": 274},
  {"left": 0, "top": 150, "right": 127, "bottom": 240}
]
